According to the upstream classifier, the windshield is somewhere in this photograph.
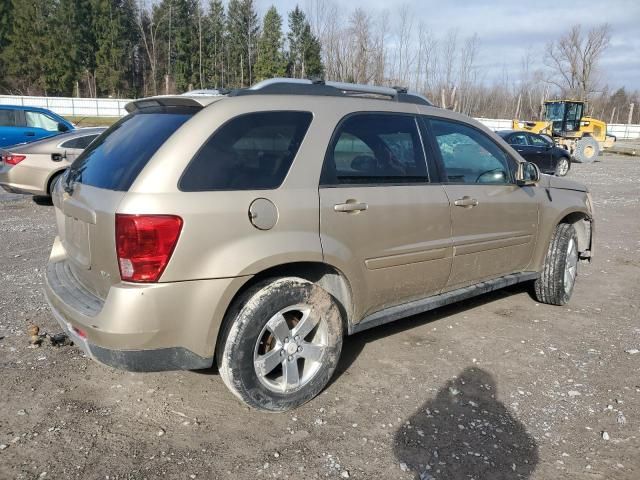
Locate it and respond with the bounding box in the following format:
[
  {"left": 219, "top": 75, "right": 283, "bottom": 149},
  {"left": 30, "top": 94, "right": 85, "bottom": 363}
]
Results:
[
  {"left": 66, "top": 106, "right": 197, "bottom": 191},
  {"left": 544, "top": 103, "right": 565, "bottom": 121}
]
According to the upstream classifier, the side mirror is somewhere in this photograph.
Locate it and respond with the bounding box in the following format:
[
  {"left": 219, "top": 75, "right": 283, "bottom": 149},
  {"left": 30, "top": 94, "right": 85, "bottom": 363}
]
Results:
[
  {"left": 516, "top": 161, "right": 540, "bottom": 186},
  {"left": 57, "top": 122, "right": 70, "bottom": 133}
]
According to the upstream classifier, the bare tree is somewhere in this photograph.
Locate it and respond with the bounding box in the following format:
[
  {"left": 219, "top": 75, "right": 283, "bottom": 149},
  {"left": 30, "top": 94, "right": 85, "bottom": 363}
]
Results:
[
  {"left": 137, "top": 1, "right": 169, "bottom": 96},
  {"left": 544, "top": 23, "right": 611, "bottom": 99}
]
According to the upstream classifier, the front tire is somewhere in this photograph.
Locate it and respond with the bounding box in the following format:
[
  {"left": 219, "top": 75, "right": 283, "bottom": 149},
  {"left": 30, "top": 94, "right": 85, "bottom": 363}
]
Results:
[
  {"left": 217, "top": 277, "right": 343, "bottom": 412},
  {"left": 534, "top": 224, "right": 579, "bottom": 305},
  {"left": 573, "top": 136, "right": 600, "bottom": 163}
]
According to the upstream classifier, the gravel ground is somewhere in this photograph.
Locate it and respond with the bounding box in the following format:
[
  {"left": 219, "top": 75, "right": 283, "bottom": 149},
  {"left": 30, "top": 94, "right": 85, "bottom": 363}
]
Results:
[{"left": 0, "top": 154, "right": 639, "bottom": 480}]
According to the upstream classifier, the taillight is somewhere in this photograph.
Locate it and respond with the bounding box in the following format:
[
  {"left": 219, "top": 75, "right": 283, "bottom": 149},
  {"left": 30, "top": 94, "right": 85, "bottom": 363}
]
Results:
[
  {"left": 3, "top": 154, "right": 26, "bottom": 165},
  {"left": 115, "top": 214, "right": 183, "bottom": 283}
]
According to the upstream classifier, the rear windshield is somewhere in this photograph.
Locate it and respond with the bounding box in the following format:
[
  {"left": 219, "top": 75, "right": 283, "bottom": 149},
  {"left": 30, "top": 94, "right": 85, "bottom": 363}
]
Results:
[{"left": 68, "top": 106, "right": 197, "bottom": 191}]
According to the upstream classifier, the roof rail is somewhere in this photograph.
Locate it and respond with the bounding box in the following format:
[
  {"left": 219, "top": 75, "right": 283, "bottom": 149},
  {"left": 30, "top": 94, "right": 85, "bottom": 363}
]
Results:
[{"left": 229, "top": 78, "right": 433, "bottom": 106}]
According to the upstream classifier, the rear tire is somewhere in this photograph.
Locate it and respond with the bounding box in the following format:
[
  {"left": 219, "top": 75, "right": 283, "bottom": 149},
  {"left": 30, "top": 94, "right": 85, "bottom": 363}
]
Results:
[
  {"left": 47, "top": 171, "right": 64, "bottom": 196},
  {"left": 216, "top": 277, "right": 343, "bottom": 412},
  {"left": 573, "top": 136, "right": 599, "bottom": 163},
  {"left": 555, "top": 156, "right": 570, "bottom": 176},
  {"left": 534, "top": 224, "right": 579, "bottom": 305}
]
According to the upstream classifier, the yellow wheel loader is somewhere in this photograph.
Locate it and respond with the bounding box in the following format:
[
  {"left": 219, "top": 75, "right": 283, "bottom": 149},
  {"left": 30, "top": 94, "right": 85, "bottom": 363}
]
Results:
[{"left": 512, "top": 100, "right": 616, "bottom": 163}]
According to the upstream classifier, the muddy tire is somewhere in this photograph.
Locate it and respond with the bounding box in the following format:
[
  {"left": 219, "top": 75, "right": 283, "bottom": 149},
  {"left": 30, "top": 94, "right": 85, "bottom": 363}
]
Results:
[
  {"left": 216, "top": 277, "right": 343, "bottom": 412},
  {"left": 534, "top": 224, "right": 579, "bottom": 306},
  {"left": 555, "top": 156, "right": 570, "bottom": 176},
  {"left": 573, "top": 136, "right": 600, "bottom": 163}
]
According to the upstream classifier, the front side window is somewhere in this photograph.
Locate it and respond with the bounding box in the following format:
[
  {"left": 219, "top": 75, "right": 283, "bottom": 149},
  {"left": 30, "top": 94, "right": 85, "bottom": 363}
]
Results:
[
  {"left": 431, "top": 119, "right": 512, "bottom": 184},
  {"left": 180, "top": 111, "right": 313, "bottom": 191},
  {"left": 0, "top": 109, "right": 16, "bottom": 127},
  {"left": 527, "top": 134, "right": 548, "bottom": 147},
  {"left": 25, "top": 111, "right": 59, "bottom": 131},
  {"left": 322, "top": 114, "right": 428, "bottom": 185}
]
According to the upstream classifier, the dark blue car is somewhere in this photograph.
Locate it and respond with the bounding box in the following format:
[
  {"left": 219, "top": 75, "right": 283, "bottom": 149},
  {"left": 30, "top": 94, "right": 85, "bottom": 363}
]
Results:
[{"left": 0, "top": 105, "right": 75, "bottom": 148}]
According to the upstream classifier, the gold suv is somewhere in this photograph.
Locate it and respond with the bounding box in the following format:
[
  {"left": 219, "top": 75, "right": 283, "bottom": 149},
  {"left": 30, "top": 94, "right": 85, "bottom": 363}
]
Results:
[{"left": 45, "top": 79, "right": 594, "bottom": 411}]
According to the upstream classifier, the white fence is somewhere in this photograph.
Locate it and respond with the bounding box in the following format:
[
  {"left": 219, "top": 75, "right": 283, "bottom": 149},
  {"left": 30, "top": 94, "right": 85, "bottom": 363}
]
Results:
[
  {"left": 0, "top": 95, "right": 132, "bottom": 117},
  {"left": 2, "top": 94, "right": 639, "bottom": 139}
]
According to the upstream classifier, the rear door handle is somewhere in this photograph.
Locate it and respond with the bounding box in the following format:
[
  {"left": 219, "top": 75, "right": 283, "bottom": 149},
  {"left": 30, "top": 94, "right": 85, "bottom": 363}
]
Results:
[
  {"left": 25, "top": 132, "right": 35, "bottom": 136},
  {"left": 334, "top": 201, "right": 368, "bottom": 213},
  {"left": 454, "top": 196, "right": 479, "bottom": 208}
]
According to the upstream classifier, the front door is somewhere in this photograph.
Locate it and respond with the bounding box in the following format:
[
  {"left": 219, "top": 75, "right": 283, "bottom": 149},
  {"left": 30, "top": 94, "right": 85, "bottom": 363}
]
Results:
[
  {"left": 428, "top": 118, "right": 539, "bottom": 289},
  {"left": 319, "top": 113, "right": 453, "bottom": 320}
]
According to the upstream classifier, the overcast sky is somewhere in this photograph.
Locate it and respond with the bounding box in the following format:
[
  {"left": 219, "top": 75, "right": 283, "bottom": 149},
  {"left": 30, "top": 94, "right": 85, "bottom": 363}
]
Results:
[{"left": 255, "top": 0, "right": 640, "bottom": 91}]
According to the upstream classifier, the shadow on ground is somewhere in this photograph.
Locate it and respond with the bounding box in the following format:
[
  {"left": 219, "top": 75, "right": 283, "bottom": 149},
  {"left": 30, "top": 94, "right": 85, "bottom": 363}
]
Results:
[
  {"left": 333, "top": 283, "right": 534, "bottom": 382},
  {"left": 394, "top": 367, "right": 538, "bottom": 479}
]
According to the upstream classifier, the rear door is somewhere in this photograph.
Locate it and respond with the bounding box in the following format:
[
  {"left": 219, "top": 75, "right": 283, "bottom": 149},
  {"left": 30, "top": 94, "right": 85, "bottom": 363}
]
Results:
[
  {"left": 526, "top": 133, "right": 554, "bottom": 172},
  {"left": 319, "top": 113, "right": 452, "bottom": 320},
  {"left": 507, "top": 132, "right": 539, "bottom": 164},
  {"left": 427, "top": 118, "right": 539, "bottom": 289},
  {"left": 0, "top": 108, "right": 24, "bottom": 146}
]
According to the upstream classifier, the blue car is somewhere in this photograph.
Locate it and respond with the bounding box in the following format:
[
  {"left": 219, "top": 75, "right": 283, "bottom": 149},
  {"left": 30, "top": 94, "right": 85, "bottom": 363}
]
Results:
[{"left": 0, "top": 105, "right": 75, "bottom": 148}]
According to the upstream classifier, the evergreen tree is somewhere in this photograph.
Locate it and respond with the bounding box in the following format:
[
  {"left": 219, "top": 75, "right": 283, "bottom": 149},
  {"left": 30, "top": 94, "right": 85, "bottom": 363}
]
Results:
[
  {"left": 170, "top": 0, "right": 200, "bottom": 92},
  {"left": 45, "top": 0, "right": 80, "bottom": 95},
  {"left": 302, "top": 23, "right": 323, "bottom": 78},
  {"left": 92, "top": 0, "right": 138, "bottom": 96},
  {"left": 254, "top": 6, "right": 286, "bottom": 81},
  {"left": 287, "top": 5, "right": 323, "bottom": 79},
  {"left": 2, "top": 0, "right": 51, "bottom": 94},
  {"left": 226, "top": 0, "right": 259, "bottom": 87},
  {"left": 204, "top": 0, "right": 226, "bottom": 88},
  {"left": 74, "top": 0, "right": 97, "bottom": 94},
  {"left": 0, "top": 0, "right": 13, "bottom": 91}
]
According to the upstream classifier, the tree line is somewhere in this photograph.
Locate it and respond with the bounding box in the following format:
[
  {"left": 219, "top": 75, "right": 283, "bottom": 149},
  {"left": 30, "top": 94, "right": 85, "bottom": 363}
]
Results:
[
  {"left": 0, "top": 0, "right": 637, "bottom": 123},
  {"left": 0, "top": 0, "right": 322, "bottom": 98}
]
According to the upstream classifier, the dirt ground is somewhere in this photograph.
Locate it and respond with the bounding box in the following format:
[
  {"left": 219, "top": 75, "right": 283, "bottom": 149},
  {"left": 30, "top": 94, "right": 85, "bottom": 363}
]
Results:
[{"left": 1, "top": 153, "right": 638, "bottom": 480}]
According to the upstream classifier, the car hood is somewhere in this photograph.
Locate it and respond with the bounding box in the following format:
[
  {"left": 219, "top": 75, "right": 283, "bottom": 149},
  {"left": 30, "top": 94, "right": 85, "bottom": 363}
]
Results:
[{"left": 539, "top": 174, "right": 588, "bottom": 192}]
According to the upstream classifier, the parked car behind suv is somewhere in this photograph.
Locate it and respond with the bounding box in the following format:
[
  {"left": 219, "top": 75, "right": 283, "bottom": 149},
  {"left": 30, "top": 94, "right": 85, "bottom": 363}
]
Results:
[
  {"left": 0, "top": 127, "right": 105, "bottom": 197},
  {"left": 0, "top": 105, "right": 75, "bottom": 147},
  {"left": 45, "top": 79, "right": 594, "bottom": 411},
  {"left": 497, "top": 130, "right": 571, "bottom": 176}
]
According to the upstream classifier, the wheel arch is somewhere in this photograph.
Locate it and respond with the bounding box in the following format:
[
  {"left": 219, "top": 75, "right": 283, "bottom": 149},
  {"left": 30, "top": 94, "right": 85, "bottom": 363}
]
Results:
[
  {"left": 46, "top": 168, "right": 66, "bottom": 196},
  {"left": 213, "top": 261, "right": 354, "bottom": 360},
  {"left": 558, "top": 211, "right": 593, "bottom": 258}
]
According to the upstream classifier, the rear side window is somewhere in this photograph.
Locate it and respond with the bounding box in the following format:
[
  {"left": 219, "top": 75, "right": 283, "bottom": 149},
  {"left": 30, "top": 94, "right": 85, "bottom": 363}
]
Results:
[
  {"left": 509, "top": 133, "right": 528, "bottom": 146},
  {"left": 0, "top": 109, "right": 16, "bottom": 127},
  {"left": 61, "top": 134, "right": 99, "bottom": 150},
  {"left": 180, "top": 111, "right": 313, "bottom": 191},
  {"left": 68, "top": 106, "right": 196, "bottom": 191},
  {"left": 321, "top": 113, "right": 428, "bottom": 185}
]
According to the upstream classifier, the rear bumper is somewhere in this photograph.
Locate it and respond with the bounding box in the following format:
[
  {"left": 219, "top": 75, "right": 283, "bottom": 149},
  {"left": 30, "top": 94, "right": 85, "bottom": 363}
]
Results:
[
  {"left": 44, "top": 238, "right": 251, "bottom": 371},
  {"left": 46, "top": 299, "right": 213, "bottom": 371},
  {"left": 0, "top": 164, "right": 47, "bottom": 196}
]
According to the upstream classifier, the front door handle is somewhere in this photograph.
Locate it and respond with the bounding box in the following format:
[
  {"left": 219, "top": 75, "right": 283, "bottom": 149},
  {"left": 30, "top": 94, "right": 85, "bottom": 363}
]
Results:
[
  {"left": 334, "top": 200, "right": 368, "bottom": 213},
  {"left": 454, "top": 196, "right": 479, "bottom": 208},
  {"left": 25, "top": 132, "right": 35, "bottom": 136}
]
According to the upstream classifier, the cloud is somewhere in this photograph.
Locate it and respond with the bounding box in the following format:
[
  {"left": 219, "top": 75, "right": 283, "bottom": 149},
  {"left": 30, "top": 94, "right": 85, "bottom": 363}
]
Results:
[{"left": 256, "top": 0, "right": 640, "bottom": 90}]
